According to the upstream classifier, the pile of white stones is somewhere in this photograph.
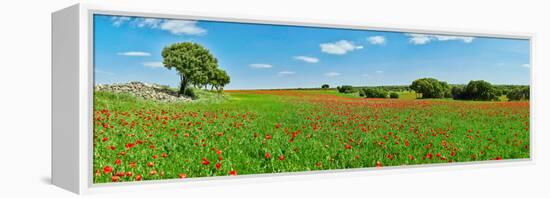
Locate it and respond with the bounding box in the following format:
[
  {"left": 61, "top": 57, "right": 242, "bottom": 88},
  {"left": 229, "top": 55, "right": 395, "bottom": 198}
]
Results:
[{"left": 94, "top": 81, "right": 192, "bottom": 102}]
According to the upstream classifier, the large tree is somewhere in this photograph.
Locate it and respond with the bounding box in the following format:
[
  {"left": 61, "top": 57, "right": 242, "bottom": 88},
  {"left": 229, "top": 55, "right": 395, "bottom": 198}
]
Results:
[
  {"left": 410, "top": 78, "right": 450, "bottom": 98},
  {"left": 452, "top": 80, "right": 500, "bottom": 101},
  {"left": 162, "top": 42, "right": 219, "bottom": 95},
  {"left": 464, "top": 80, "right": 499, "bottom": 101}
]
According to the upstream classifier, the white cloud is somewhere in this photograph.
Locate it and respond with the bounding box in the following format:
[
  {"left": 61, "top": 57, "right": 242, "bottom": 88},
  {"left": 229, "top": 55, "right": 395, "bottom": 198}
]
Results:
[
  {"left": 249, "top": 63, "right": 273, "bottom": 69},
  {"left": 435, "top": 35, "right": 474, "bottom": 43},
  {"left": 406, "top": 33, "right": 474, "bottom": 45},
  {"left": 368, "top": 36, "right": 386, "bottom": 45},
  {"left": 375, "top": 70, "right": 384, "bottom": 74},
  {"left": 522, "top": 64, "right": 530, "bottom": 68},
  {"left": 278, "top": 71, "right": 296, "bottom": 75},
  {"left": 135, "top": 18, "right": 162, "bottom": 28},
  {"left": 407, "top": 34, "right": 431, "bottom": 45},
  {"left": 320, "top": 40, "right": 363, "bottom": 55},
  {"left": 293, "top": 56, "right": 319, "bottom": 63},
  {"left": 143, "top": 62, "right": 164, "bottom": 68},
  {"left": 111, "top": 16, "right": 131, "bottom": 27},
  {"left": 324, "top": 72, "right": 341, "bottom": 77},
  {"left": 111, "top": 17, "right": 206, "bottom": 36},
  {"left": 117, "top": 51, "right": 151, "bottom": 56},
  {"left": 160, "top": 20, "right": 206, "bottom": 35}
]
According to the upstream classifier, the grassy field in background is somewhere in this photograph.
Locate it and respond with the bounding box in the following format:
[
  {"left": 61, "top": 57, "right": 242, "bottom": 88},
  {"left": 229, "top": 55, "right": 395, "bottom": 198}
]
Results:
[{"left": 93, "top": 89, "right": 530, "bottom": 183}]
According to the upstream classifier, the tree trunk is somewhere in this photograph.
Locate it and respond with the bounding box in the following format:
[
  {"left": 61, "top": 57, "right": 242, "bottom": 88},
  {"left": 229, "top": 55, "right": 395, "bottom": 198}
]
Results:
[{"left": 179, "top": 75, "right": 187, "bottom": 96}]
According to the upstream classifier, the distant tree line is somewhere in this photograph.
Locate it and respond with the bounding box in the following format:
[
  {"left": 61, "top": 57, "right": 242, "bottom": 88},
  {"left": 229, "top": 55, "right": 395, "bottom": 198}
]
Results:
[
  {"left": 336, "top": 85, "right": 356, "bottom": 93},
  {"left": 162, "top": 42, "right": 230, "bottom": 97},
  {"left": 410, "top": 78, "right": 529, "bottom": 101},
  {"left": 334, "top": 85, "right": 400, "bottom": 99},
  {"left": 332, "top": 77, "right": 529, "bottom": 101}
]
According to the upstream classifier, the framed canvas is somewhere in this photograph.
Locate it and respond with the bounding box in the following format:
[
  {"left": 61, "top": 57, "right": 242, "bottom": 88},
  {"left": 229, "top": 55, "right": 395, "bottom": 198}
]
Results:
[{"left": 52, "top": 3, "right": 534, "bottom": 194}]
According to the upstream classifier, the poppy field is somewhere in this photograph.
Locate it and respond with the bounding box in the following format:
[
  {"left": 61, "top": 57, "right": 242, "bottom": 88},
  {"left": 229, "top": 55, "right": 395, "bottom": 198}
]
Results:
[{"left": 92, "top": 89, "right": 530, "bottom": 183}]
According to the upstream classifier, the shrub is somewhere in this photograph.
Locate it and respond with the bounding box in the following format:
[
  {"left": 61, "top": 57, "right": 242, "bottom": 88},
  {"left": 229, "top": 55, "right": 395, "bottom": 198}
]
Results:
[
  {"left": 389, "top": 92, "right": 399, "bottom": 99},
  {"left": 451, "top": 86, "right": 464, "bottom": 100},
  {"left": 359, "top": 89, "right": 365, "bottom": 97},
  {"left": 507, "top": 87, "right": 529, "bottom": 101},
  {"left": 337, "top": 85, "right": 355, "bottom": 93},
  {"left": 321, "top": 84, "right": 330, "bottom": 89},
  {"left": 183, "top": 87, "right": 198, "bottom": 99},
  {"left": 363, "top": 88, "right": 388, "bottom": 98}
]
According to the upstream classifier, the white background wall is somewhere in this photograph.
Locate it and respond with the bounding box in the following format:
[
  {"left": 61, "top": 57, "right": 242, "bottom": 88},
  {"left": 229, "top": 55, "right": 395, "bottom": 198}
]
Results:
[{"left": 0, "top": 0, "right": 547, "bottom": 197}]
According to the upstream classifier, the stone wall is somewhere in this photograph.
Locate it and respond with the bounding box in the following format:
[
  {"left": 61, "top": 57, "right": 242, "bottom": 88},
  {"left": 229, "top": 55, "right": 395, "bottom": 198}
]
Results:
[{"left": 94, "top": 82, "right": 192, "bottom": 102}]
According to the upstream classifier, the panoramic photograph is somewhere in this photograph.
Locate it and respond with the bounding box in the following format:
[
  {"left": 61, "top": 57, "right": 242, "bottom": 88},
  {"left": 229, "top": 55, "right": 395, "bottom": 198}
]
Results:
[{"left": 92, "top": 14, "right": 530, "bottom": 183}]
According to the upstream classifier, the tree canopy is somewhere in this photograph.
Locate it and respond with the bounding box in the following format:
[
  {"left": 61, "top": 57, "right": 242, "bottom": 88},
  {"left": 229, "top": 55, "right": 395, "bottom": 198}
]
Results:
[
  {"left": 360, "top": 88, "right": 388, "bottom": 98},
  {"left": 162, "top": 42, "right": 230, "bottom": 96},
  {"left": 452, "top": 80, "right": 499, "bottom": 101},
  {"left": 506, "top": 87, "right": 529, "bottom": 101},
  {"left": 409, "top": 78, "right": 451, "bottom": 98}
]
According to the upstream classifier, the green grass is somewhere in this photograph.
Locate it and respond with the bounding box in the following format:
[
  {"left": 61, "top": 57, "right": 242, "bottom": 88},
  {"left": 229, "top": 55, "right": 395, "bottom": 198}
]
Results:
[
  {"left": 295, "top": 89, "right": 361, "bottom": 98},
  {"left": 397, "top": 91, "right": 418, "bottom": 100},
  {"left": 93, "top": 89, "right": 530, "bottom": 183}
]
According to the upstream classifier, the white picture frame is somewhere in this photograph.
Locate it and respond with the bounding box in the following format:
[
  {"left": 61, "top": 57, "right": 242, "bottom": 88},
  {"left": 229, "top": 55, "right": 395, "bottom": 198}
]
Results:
[{"left": 52, "top": 3, "right": 534, "bottom": 194}]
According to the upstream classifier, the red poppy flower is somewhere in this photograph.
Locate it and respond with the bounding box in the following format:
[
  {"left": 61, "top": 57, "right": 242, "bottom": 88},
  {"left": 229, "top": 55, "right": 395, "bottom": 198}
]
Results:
[
  {"left": 135, "top": 174, "right": 142, "bottom": 181},
  {"left": 215, "top": 162, "right": 222, "bottom": 170},
  {"left": 179, "top": 173, "right": 187, "bottom": 179},
  {"left": 229, "top": 170, "right": 237, "bottom": 176},
  {"left": 216, "top": 150, "right": 222, "bottom": 155},
  {"left": 125, "top": 172, "right": 133, "bottom": 177},
  {"left": 115, "top": 159, "right": 121, "bottom": 165},
  {"left": 426, "top": 153, "right": 433, "bottom": 160},
  {"left": 375, "top": 161, "right": 383, "bottom": 167},
  {"left": 150, "top": 170, "right": 157, "bottom": 175},
  {"left": 111, "top": 176, "right": 120, "bottom": 182},
  {"left": 152, "top": 155, "right": 158, "bottom": 159},
  {"left": 102, "top": 137, "right": 108, "bottom": 142},
  {"left": 265, "top": 152, "right": 271, "bottom": 159},
  {"left": 344, "top": 144, "right": 352, "bottom": 149},
  {"left": 278, "top": 155, "right": 285, "bottom": 161},
  {"left": 202, "top": 158, "right": 210, "bottom": 165},
  {"left": 125, "top": 143, "right": 135, "bottom": 149},
  {"left": 103, "top": 166, "right": 113, "bottom": 174},
  {"left": 265, "top": 134, "right": 272, "bottom": 140},
  {"left": 161, "top": 153, "right": 168, "bottom": 158},
  {"left": 147, "top": 162, "right": 154, "bottom": 167}
]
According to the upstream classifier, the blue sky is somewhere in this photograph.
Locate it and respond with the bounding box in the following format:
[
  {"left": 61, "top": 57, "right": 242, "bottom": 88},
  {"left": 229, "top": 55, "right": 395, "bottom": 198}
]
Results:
[{"left": 94, "top": 14, "right": 530, "bottom": 90}]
